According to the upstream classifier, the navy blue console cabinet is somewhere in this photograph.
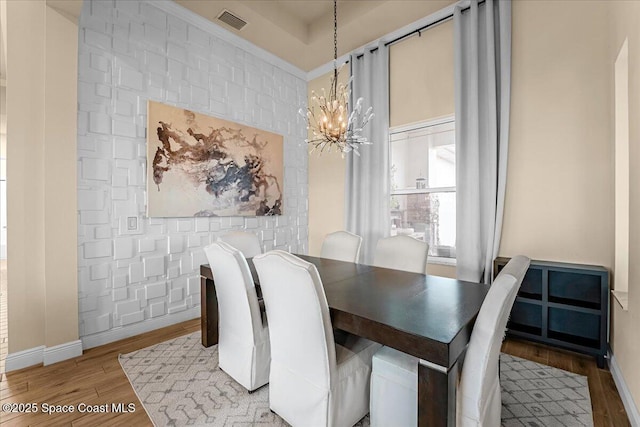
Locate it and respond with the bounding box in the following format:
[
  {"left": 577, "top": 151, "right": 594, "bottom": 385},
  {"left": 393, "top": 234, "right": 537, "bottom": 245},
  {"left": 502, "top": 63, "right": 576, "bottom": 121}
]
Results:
[{"left": 494, "top": 257, "right": 609, "bottom": 368}]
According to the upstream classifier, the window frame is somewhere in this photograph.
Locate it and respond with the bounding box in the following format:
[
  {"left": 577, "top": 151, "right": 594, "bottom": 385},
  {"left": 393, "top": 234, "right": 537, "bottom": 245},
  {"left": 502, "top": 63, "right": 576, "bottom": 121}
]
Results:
[{"left": 389, "top": 115, "right": 456, "bottom": 265}]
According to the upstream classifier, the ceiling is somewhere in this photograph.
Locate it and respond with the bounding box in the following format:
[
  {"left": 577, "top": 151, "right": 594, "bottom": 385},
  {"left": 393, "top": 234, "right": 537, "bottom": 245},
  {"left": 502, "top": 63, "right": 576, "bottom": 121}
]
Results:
[
  {"left": 176, "top": 0, "right": 455, "bottom": 71},
  {"left": 0, "top": 1, "right": 83, "bottom": 84},
  {"left": 0, "top": 1, "right": 455, "bottom": 78}
]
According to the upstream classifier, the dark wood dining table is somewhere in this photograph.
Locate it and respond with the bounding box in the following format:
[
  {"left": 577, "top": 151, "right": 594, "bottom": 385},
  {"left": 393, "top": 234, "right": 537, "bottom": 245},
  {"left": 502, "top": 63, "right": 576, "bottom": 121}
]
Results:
[{"left": 200, "top": 255, "right": 489, "bottom": 427}]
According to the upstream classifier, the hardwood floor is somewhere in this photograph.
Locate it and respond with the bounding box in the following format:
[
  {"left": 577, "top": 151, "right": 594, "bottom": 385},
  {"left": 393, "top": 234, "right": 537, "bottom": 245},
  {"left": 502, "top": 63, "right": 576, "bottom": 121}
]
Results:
[
  {"left": 0, "top": 319, "right": 199, "bottom": 427},
  {"left": 0, "top": 317, "right": 630, "bottom": 426},
  {"left": 502, "top": 338, "right": 630, "bottom": 427}
]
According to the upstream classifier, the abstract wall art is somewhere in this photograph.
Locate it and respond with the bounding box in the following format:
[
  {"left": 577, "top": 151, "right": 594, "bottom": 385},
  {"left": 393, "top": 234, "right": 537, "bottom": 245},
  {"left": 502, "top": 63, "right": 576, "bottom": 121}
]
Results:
[{"left": 146, "top": 101, "right": 284, "bottom": 217}]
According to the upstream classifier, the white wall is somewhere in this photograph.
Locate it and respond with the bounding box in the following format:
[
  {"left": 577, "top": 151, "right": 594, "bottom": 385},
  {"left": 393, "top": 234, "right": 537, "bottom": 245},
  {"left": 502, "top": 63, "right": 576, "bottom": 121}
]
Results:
[
  {"left": 44, "top": 4, "right": 80, "bottom": 349},
  {"left": 6, "top": 0, "right": 46, "bottom": 353},
  {"left": 609, "top": 0, "right": 640, "bottom": 421},
  {"left": 1, "top": 85, "right": 6, "bottom": 260},
  {"left": 5, "top": 1, "right": 79, "bottom": 365},
  {"left": 500, "top": 0, "right": 613, "bottom": 270},
  {"left": 77, "top": 0, "right": 308, "bottom": 348},
  {"left": 307, "top": 71, "right": 347, "bottom": 256}
]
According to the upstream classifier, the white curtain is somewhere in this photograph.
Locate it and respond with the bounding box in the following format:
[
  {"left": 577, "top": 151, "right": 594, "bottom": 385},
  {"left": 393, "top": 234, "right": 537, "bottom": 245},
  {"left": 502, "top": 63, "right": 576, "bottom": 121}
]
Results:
[
  {"left": 345, "top": 42, "right": 390, "bottom": 265},
  {"left": 454, "top": 0, "right": 511, "bottom": 283}
]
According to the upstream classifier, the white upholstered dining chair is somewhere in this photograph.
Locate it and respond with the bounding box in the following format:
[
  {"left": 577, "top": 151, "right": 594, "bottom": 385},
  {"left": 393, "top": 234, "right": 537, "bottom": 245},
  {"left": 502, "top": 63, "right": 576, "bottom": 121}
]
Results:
[
  {"left": 218, "top": 231, "right": 262, "bottom": 258},
  {"left": 369, "top": 255, "right": 530, "bottom": 426},
  {"left": 320, "top": 230, "right": 363, "bottom": 263},
  {"left": 253, "top": 250, "right": 382, "bottom": 427},
  {"left": 373, "top": 235, "right": 429, "bottom": 274},
  {"left": 203, "top": 241, "right": 270, "bottom": 393}
]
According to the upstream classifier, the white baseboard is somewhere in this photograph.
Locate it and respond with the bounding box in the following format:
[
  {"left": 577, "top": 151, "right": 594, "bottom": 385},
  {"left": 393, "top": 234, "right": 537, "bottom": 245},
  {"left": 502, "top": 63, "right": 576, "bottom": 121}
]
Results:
[
  {"left": 609, "top": 352, "right": 640, "bottom": 426},
  {"left": 6, "top": 309, "right": 200, "bottom": 371},
  {"left": 43, "top": 339, "right": 83, "bottom": 366},
  {"left": 5, "top": 338, "right": 86, "bottom": 372},
  {"left": 81, "top": 307, "right": 200, "bottom": 350},
  {"left": 5, "top": 345, "right": 45, "bottom": 372}
]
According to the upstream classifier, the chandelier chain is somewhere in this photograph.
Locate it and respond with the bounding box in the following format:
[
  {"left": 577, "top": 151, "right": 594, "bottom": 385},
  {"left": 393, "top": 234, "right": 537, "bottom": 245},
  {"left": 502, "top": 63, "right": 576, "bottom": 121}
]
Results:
[
  {"left": 334, "top": 0, "right": 337, "bottom": 62},
  {"left": 298, "top": 0, "right": 374, "bottom": 155},
  {"left": 333, "top": 0, "right": 338, "bottom": 93}
]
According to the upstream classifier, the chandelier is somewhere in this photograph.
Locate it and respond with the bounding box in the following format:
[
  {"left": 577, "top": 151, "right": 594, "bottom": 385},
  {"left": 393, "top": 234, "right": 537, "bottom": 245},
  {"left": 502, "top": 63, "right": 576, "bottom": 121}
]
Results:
[{"left": 299, "top": 0, "right": 374, "bottom": 155}]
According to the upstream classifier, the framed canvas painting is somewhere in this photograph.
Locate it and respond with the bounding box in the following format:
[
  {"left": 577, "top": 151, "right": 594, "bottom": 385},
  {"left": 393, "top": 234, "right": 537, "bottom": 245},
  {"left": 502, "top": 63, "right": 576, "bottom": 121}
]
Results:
[{"left": 146, "top": 101, "right": 284, "bottom": 217}]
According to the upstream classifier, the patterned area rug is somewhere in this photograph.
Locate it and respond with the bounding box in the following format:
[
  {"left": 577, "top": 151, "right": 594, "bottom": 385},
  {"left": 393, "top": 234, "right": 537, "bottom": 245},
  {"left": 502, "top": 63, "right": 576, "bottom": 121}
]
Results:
[
  {"left": 119, "top": 332, "right": 593, "bottom": 426},
  {"left": 500, "top": 355, "right": 593, "bottom": 426}
]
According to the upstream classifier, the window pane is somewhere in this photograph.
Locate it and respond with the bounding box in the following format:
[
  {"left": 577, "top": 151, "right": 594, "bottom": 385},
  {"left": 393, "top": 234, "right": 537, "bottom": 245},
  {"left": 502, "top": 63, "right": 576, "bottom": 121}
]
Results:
[
  {"left": 390, "top": 191, "right": 456, "bottom": 258},
  {"left": 390, "top": 121, "right": 455, "bottom": 190},
  {"left": 390, "top": 136, "right": 428, "bottom": 190},
  {"left": 428, "top": 134, "right": 455, "bottom": 188}
]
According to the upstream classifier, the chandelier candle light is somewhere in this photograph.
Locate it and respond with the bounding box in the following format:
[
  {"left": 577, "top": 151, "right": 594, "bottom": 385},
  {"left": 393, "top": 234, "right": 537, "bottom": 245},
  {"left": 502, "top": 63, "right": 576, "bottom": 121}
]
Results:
[{"left": 299, "top": 0, "right": 374, "bottom": 155}]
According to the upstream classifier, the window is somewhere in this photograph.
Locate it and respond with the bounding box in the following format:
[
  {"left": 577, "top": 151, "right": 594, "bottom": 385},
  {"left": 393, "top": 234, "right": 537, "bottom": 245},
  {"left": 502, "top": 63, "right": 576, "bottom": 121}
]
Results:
[
  {"left": 389, "top": 117, "right": 455, "bottom": 259},
  {"left": 614, "top": 38, "right": 629, "bottom": 308}
]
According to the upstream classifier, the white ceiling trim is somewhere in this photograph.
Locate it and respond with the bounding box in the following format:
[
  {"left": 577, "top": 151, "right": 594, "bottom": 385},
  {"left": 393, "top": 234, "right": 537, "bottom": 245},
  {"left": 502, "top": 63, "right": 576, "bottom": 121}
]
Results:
[
  {"left": 306, "top": 1, "right": 465, "bottom": 81},
  {"left": 151, "top": 0, "right": 307, "bottom": 81}
]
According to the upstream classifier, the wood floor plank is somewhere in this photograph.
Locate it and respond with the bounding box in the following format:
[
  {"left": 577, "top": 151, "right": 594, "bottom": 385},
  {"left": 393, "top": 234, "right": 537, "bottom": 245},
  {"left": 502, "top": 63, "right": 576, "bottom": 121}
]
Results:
[
  {"left": 599, "top": 368, "right": 631, "bottom": 427},
  {"left": 0, "top": 377, "right": 28, "bottom": 394},
  {"left": 501, "top": 336, "right": 549, "bottom": 365},
  {"left": 71, "top": 410, "right": 153, "bottom": 427},
  {"left": 587, "top": 363, "right": 612, "bottom": 424},
  {"left": 101, "top": 356, "right": 126, "bottom": 374},
  {"left": 547, "top": 346, "right": 574, "bottom": 372},
  {"left": 31, "top": 410, "right": 88, "bottom": 427},
  {"left": 0, "top": 414, "right": 37, "bottom": 427},
  {"left": 573, "top": 353, "right": 593, "bottom": 377},
  {"left": 593, "top": 413, "right": 614, "bottom": 427},
  {"left": 94, "top": 371, "right": 132, "bottom": 397}
]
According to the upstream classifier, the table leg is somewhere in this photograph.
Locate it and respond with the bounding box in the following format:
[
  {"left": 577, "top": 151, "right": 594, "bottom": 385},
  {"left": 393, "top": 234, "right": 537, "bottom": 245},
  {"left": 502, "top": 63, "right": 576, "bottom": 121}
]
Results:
[
  {"left": 418, "top": 360, "right": 458, "bottom": 427},
  {"left": 200, "top": 275, "right": 218, "bottom": 347}
]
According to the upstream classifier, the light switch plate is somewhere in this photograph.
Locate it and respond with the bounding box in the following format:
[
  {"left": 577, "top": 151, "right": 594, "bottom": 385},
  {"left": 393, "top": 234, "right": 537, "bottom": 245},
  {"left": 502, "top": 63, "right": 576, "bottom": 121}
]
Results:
[{"left": 127, "top": 216, "right": 138, "bottom": 231}]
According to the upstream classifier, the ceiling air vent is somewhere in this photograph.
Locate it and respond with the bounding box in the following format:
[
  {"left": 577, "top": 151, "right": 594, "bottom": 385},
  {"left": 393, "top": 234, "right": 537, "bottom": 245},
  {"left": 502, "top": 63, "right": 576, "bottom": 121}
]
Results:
[{"left": 217, "top": 10, "right": 247, "bottom": 31}]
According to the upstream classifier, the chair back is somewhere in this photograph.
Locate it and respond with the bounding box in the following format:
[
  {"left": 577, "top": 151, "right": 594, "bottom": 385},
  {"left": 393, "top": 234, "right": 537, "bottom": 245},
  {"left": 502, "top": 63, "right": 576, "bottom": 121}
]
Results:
[
  {"left": 203, "top": 242, "right": 263, "bottom": 345},
  {"left": 320, "top": 230, "right": 363, "bottom": 263},
  {"left": 496, "top": 255, "right": 530, "bottom": 309},
  {"left": 219, "top": 231, "right": 262, "bottom": 258},
  {"left": 373, "top": 235, "right": 429, "bottom": 274},
  {"left": 458, "top": 256, "right": 530, "bottom": 425},
  {"left": 253, "top": 251, "right": 336, "bottom": 392},
  {"left": 496, "top": 255, "right": 530, "bottom": 285}
]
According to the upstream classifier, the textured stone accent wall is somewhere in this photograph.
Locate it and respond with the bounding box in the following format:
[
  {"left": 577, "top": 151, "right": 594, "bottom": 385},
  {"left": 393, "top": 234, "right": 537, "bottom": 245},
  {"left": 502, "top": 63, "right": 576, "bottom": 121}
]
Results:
[{"left": 77, "top": 0, "right": 308, "bottom": 347}]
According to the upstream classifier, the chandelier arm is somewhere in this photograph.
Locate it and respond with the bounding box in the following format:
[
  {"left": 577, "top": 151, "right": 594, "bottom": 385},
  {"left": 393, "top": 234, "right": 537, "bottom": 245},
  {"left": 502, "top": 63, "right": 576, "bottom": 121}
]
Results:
[{"left": 302, "top": 0, "right": 373, "bottom": 155}]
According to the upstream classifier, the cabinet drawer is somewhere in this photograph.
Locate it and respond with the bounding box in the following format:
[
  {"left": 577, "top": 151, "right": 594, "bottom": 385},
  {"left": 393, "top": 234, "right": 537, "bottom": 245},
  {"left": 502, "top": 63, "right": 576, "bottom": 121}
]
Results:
[
  {"left": 508, "top": 301, "right": 542, "bottom": 335},
  {"left": 548, "top": 271, "right": 601, "bottom": 309},
  {"left": 520, "top": 268, "right": 542, "bottom": 300},
  {"left": 548, "top": 307, "right": 601, "bottom": 349}
]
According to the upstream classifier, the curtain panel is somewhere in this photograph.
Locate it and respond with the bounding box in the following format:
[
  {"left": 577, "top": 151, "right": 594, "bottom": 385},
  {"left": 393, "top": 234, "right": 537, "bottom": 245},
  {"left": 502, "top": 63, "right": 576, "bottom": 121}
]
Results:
[
  {"left": 345, "top": 42, "right": 391, "bottom": 265},
  {"left": 454, "top": 0, "right": 512, "bottom": 283}
]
